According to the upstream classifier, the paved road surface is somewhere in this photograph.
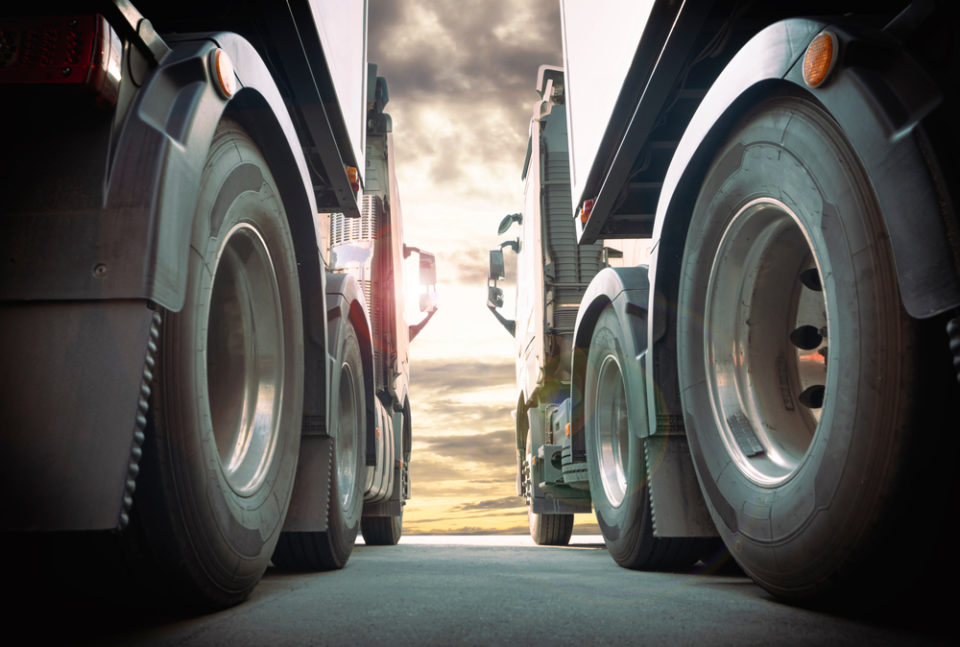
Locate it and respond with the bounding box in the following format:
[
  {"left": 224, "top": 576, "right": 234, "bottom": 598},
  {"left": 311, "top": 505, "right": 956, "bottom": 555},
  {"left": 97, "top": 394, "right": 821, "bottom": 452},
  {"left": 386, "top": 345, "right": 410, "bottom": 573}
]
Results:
[{"left": 11, "top": 536, "right": 952, "bottom": 645}]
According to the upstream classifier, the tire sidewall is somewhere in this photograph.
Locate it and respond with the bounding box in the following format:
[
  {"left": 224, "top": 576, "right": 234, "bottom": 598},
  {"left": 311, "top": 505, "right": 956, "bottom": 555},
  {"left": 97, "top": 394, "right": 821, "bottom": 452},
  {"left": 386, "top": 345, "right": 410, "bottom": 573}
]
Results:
[{"left": 678, "top": 97, "right": 907, "bottom": 593}]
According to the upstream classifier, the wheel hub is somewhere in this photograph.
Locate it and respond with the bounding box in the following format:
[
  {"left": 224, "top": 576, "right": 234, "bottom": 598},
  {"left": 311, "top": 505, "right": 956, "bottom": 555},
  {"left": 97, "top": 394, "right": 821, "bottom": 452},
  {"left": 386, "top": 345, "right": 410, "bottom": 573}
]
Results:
[
  {"left": 337, "top": 363, "right": 359, "bottom": 510},
  {"left": 593, "top": 354, "right": 629, "bottom": 507},
  {"left": 704, "top": 198, "right": 829, "bottom": 485},
  {"left": 207, "top": 223, "right": 284, "bottom": 496}
]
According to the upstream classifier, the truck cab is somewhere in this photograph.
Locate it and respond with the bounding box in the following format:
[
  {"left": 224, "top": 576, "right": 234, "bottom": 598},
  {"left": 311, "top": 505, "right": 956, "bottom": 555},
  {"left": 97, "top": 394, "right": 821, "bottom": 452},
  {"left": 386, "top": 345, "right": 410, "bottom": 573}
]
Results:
[{"left": 488, "top": 66, "right": 644, "bottom": 545}]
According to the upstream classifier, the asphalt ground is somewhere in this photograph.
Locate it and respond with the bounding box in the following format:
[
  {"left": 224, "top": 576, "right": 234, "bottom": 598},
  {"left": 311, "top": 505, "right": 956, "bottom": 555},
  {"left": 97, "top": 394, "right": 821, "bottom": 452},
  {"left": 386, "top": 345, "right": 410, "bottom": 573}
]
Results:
[{"left": 7, "top": 535, "right": 954, "bottom": 645}]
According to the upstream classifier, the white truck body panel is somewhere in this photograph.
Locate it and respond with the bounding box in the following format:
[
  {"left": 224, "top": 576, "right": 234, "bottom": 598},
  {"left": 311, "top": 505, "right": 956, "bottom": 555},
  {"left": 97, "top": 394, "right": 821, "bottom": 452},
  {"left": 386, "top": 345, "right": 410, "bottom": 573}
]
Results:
[
  {"left": 516, "top": 114, "right": 546, "bottom": 402},
  {"left": 560, "top": 0, "right": 653, "bottom": 213},
  {"left": 309, "top": 0, "right": 367, "bottom": 175}
]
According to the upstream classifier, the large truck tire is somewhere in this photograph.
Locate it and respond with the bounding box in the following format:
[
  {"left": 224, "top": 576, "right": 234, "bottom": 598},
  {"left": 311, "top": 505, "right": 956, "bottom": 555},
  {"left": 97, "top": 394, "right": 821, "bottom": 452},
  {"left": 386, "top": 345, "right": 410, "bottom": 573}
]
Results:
[
  {"left": 676, "top": 96, "right": 950, "bottom": 604},
  {"left": 524, "top": 431, "right": 573, "bottom": 546},
  {"left": 361, "top": 511, "right": 403, "bottom": 545},
  {"left": 273, "top": 322, "right": 366, "bottom": 569},
  {"left": 132, "top": 120, "right": 304, "bottom": 610},
  {"left": 585, "top": 308, "right": 704, "bottom": 569},
  {"left": 528, "top": 509, "right": 574, "bottom": 546}
]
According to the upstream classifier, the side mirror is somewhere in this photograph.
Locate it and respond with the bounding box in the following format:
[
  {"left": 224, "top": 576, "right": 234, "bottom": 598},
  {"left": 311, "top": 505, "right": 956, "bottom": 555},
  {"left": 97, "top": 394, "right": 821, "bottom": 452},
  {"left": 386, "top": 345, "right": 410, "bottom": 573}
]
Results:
[
  {"left": 497, "top": 212, "right": 522, "bottom": 235},
  {"left": 486, "top": 249, "right": 515, "bottom": 337},
  {"left": 418, "top": 252, "right": 438, "bottom": 313},
  {"left": 489, "top": 248, "right": 505, "bottom": 281},
  {"left": 407, "top": 248, "right": 438, "bottom": 342}
]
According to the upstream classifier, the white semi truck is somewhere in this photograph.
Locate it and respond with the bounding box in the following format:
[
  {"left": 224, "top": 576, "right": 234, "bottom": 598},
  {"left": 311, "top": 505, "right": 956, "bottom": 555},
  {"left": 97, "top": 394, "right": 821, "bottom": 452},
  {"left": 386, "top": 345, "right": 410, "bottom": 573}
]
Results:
[
  {"left": 490, "top": 0, "right": 958, "bottom": 606},
  {"left": 0, "top": 0, "right": 435, "bottom": 610}
]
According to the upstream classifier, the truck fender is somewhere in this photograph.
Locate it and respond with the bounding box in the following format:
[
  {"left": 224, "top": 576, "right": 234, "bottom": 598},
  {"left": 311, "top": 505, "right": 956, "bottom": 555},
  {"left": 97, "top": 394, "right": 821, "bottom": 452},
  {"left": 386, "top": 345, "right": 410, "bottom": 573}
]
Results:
[
  {"left": 100, "top": 33, "right": 318, "bottom": 308},
  {"left": 650, "top": 18, "right": 956, "bottom": 349},
  {"left": 572, "top": 267, "right": 650, "bottom": 450},
  {"left": 573, "top": 267, "right": 715, "bottom": 537},
  {"left": 324, "top": 272, "right": 376, "bottom": 468}
]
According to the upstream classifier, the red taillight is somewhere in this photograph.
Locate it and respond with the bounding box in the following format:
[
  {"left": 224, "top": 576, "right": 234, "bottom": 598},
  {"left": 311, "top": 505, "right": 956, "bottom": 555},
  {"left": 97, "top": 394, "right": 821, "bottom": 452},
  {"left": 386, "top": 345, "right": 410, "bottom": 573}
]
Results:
[{"left": 0, "top": 14, "right": 122, "bottom": 106}]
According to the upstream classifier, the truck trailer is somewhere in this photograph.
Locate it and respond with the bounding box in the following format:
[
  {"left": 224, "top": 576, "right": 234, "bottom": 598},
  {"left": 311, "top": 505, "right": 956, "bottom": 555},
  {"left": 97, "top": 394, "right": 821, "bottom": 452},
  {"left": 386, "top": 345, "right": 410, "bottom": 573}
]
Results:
[
  {"left": 489, "top": 0, "right": 958, "bottom": 605},
  {"left": 0, "top": 0, "right": 436, "bottom": 610}
]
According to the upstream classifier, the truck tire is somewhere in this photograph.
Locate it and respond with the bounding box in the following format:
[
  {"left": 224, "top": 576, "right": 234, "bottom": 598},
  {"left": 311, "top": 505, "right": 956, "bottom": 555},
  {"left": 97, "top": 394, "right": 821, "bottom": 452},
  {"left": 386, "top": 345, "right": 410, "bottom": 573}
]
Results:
[
  {"left": 133, "top": 120, "right": 303, "bottom": 609},
  {"left": 360, "top": 511, "right": 403, "bottom": 545},
  {"left": 524, "top": 431, "right": 573, "bottom": 546},
  {"left": 273, "top": 322, "right": 366, "bottom": 569},
  {"left": 676, "top": 96, "right": 947, "bottom": 603},
  {"left": 586, "top": 307, "right": 705, "bottom": 569}
]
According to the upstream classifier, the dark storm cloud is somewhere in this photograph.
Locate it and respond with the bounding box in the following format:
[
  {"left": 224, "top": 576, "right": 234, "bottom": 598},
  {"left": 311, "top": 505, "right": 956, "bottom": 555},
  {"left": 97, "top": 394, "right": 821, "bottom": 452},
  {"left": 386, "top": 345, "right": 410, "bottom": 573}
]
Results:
[
  {"left": 369, "top": 0, "right": 561, "bottom": 106},
  {"left": 368, "top": 0, "right": 563, "bottom": 191}
]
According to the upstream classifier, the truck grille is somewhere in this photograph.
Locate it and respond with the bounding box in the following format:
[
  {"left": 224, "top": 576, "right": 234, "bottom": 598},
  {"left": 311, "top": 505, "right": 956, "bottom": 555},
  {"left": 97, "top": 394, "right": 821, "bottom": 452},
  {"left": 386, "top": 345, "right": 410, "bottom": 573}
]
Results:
[
  {"left": 331, "top": 196, "right": 385, "bottom": 386},
  {"left": 330, "top": 199, "right": 379, "bottom": 246}
]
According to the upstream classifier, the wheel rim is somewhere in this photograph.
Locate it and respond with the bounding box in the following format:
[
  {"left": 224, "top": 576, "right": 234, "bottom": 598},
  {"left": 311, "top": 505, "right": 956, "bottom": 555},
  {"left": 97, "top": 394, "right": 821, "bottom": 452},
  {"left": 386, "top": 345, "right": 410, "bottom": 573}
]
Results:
[
  {"left": 207, "top": 222, "right": 285, "bottom": 496},
  {"left": 704, "top": 198, "right": 829, "bottom": 485},
  {"left": 593, "top": 354, "right": 629, "bottom": 507},
  {"left": 337, "top": 362, "right": 359, "bottom": 511}
]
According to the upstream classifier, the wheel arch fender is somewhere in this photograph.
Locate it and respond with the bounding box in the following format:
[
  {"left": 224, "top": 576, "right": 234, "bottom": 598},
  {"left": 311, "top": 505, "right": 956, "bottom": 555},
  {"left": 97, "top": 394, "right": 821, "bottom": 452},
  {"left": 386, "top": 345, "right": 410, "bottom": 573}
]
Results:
[
  {"left": 652, "top": 16, "right": 956, "bottom": 324},
  {"left": 325, "top": 272, "right": 376, "bottom": 469},
  {"left": 104, "top": 32, "right": 320, "bottom": 309},
  {"left": 572, "top": 267, "right": 651, "bottom": 462},
  {"left": 649, "top": 16, "right": 957, "bottom": 436}
]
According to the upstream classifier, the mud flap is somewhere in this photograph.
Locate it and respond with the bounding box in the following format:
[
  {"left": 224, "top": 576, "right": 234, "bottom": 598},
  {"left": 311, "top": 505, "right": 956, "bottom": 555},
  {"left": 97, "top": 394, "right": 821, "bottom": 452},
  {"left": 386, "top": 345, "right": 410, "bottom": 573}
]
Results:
[
  {"left": 644, "top": 435, "right": 717, "bottom": 537},
  {"left": 281, "top": 435, "right": 333, "bottom": 532}
]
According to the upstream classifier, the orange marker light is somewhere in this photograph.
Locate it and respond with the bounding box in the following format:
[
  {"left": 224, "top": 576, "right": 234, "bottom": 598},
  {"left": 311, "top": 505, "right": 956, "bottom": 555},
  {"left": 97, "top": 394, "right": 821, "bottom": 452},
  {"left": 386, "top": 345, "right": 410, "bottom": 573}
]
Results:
[
  {"left": 565, "top": 423, "right": 570, "bottom": 437},
  {"left": 346, "top": 165, "right": 360, "bottom": 193},
  {"left": 803, "top": 32, "right": 838, "bottom": 88},
  {"left": 211, "top": 48, "right": 237, "bottom": 98},
  {"left": 579, "top": 199, "right": 595, "bottom": 224}
]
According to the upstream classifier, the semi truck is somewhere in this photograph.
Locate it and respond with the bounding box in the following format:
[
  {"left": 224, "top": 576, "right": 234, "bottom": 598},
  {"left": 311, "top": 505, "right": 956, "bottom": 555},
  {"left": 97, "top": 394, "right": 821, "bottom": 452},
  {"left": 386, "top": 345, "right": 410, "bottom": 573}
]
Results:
[
  {"left": 489, "top": 0, "right": 958, "bottom": 605},
  {"left": 0, "top": 0, "right": 436, "bottom": 610}
]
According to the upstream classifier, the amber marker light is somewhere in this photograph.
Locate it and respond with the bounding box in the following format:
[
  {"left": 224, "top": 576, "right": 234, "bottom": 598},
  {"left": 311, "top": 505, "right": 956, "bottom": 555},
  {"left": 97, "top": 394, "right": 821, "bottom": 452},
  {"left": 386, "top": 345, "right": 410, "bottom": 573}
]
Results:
[
  {"left": 210, "top": 48, "right": 237, "bottom": 98},
  {"left": 579, "top": 198, "right": 595, "bottom": 224},
  {"left": 346, "top": 166, "right": 360, "bottom": 193},
  {"left": 803, "top": 31, "right": 838, "bottom": 88}
]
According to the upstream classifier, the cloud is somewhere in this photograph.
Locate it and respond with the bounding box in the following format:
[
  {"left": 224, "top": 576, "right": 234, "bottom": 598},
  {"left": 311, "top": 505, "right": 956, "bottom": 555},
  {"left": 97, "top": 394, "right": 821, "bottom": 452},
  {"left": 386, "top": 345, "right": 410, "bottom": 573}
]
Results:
[
  {"left": 437, "top": 244, "right": 519, "bottom": 287},
  {"left": 447, "top": 496, "right": 523, "bottom": 513},
  {"left": 369, "top": 0, "right": 561, "bottom": 105},
  {"left": 411, "top": 358, "right": 514, "bottom": 395},
  {"left": 368, "top": 0, "right": 564, "bottom": 197},
  {"left": 419, "top": 429, "right": 514, "bottom": 458}
]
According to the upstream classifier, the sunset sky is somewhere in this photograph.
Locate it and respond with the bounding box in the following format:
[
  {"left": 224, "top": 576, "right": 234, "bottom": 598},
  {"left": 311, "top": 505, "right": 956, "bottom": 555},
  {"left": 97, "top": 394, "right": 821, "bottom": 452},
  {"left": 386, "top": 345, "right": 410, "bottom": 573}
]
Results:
[{"left": 367, "top": 0, "right": 601, "bottom": 534}]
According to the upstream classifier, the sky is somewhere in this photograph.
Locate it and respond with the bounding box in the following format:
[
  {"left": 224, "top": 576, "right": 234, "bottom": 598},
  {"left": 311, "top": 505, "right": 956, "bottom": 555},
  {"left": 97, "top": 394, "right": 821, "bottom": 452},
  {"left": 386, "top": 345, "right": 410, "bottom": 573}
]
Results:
[{"left": 366, "top": 0, "right": 601, "bottom": 534}]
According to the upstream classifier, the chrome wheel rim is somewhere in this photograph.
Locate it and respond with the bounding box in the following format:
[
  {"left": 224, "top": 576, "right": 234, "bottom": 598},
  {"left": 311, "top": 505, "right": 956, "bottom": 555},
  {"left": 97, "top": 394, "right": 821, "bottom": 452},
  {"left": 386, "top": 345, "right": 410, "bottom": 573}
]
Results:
[
  {"left": 594, "top": 354, "right": 629, "bottom": 507},
  {"left": 337, "top": 362, "right": 359, "bottom": 511},
  {"left": 704, "top": 198, "right": 829, "bottom": 486},
  {"left": 207, "top": 222, "right": 284, "bottom": 496}
]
